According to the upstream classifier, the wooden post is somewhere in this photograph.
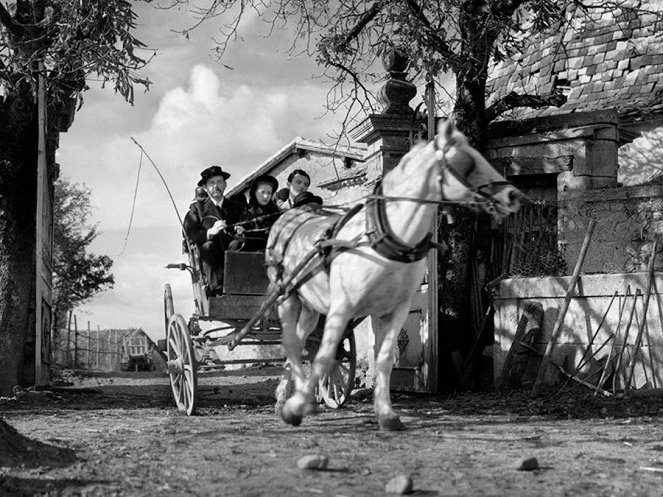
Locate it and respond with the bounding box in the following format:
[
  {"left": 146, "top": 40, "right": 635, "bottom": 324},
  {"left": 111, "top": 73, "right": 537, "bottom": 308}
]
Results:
[
  {"left": 613, "top": 289, "right": 642, "bottom": 392},
  {"left": 532, "top": 218, "right": 596, "bottom": 397},
  {"left": 595, "top": 285, "right": 631, "bottom": 396},
  {"left": 73, "top": 315, "right": 79, "bottom": 368},
  {"left": 625, "top": 241, "right": 658, "bottom": 393},
  {"left": 96, "top": 325, "right": 100, "bottom": 369},
  {"left": 35, "top": 64, "right": 47, "bottom": 385},
  {"left": 87, "top": 321, "right": 92, "bottom": 369},
  {"left": 66, "top": 310, "right": 72, "bottom": 365},
  {"left": 107, "top": 329, "right": 111, "bottom": 371}
]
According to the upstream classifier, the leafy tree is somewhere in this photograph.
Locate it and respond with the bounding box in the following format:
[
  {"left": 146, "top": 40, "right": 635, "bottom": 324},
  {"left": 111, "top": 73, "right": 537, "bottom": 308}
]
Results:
[
  {"left": 0, "top": 0, "right": 151, "bottom": 396},
  {"left": 165, "top": 0, "right": 663, "bottom": 369},
  {"left": 51, "top": 178, "right": 114, "bottom": 349}
]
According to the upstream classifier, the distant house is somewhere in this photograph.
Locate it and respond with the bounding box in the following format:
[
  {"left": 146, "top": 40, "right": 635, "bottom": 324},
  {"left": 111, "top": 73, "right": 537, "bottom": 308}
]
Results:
[{"left": 227, "top": 136, "right": 367, "bottom": 206}]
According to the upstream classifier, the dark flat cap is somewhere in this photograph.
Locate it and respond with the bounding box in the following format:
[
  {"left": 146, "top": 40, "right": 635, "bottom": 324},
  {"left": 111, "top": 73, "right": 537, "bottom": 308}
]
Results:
[{"left": 293, "top": 191, "right": 323, "bottom": 208}]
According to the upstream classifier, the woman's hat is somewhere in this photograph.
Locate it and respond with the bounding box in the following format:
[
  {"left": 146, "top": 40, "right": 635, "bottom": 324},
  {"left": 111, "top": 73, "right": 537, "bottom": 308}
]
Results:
[
  {"left": 251, "top": 174, "right": 278, "bottom": 193},
  {"left": 198, "top": 165, "right": 231, "bottom": 186}
]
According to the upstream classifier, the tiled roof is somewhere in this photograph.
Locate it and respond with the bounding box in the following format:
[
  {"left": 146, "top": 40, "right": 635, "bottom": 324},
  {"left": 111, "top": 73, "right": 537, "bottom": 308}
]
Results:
[{"left": 487, "top": 1, "right": 663, "bottom": 122}]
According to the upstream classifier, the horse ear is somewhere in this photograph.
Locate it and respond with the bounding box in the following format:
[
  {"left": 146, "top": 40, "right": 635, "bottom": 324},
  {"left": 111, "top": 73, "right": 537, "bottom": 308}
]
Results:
[{"left": 436, "top": 119, "right": 456, "bottom": 146}]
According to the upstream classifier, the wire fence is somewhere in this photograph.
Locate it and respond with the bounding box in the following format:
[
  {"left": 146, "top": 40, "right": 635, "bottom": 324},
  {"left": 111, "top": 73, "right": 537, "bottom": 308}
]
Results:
[{"left": 498, "top": 201, "right": 567, "bottom": 278}]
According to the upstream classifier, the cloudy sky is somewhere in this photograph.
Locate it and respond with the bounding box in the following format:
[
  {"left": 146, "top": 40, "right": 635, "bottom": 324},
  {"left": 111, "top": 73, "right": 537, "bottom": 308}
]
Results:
[{"left": 56, "top": 4, "right": 352, "bottom": 340}]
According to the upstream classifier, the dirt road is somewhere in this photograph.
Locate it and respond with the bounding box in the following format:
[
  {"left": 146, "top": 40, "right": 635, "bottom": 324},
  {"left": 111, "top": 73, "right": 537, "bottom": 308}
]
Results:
[{"left": 2, "top": 368, "right": 663, "bottom": 496}]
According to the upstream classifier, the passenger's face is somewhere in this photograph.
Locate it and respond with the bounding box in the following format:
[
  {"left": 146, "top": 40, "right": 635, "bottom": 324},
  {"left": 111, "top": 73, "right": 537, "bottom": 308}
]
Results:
[
  {"left": 204, "top": 176, "right": 226, "bottom": 201},
  {"left": 288, "top": 174, "right": 310, "bottom": 198},
  {"left": 254, "top": 183, "right": 274, "bottom": 206}
]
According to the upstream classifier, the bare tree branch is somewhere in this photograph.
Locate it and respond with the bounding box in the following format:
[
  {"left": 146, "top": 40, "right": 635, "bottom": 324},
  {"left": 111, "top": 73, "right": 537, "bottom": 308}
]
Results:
[{"left": 342, "top": 0, "right": 388, "bottom": 47}]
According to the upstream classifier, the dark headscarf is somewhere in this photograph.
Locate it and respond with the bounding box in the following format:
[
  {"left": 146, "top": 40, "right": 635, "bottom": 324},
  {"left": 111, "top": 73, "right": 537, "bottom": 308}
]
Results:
[{"left": 244, "top": 175, "right": 280, "bottom": 230}]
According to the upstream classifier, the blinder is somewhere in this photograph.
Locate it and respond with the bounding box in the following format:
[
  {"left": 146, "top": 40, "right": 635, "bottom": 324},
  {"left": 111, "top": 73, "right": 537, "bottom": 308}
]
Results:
[{"left": 433, "top": 134, "right": 512, "bottom": 205}]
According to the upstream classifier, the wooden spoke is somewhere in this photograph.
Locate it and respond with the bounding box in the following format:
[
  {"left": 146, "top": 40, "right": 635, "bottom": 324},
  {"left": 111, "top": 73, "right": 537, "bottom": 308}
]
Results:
[
  {"left": 319, "top": 331, "right": 356, "bottom": 409},
  {"left": 166, "top": 314, "right": 198, "bottom": 416}
]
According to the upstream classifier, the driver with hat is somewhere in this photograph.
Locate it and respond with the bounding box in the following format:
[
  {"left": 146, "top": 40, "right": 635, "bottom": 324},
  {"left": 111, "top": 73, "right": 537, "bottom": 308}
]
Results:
[{"left": 183, "top": 165, "right": 244, "bottom": 295}]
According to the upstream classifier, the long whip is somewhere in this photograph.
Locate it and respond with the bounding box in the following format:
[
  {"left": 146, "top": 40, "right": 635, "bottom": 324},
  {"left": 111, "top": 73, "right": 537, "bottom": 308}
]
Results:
[{"left": 130, "top": 137, "right": 192, "bottom": 253}]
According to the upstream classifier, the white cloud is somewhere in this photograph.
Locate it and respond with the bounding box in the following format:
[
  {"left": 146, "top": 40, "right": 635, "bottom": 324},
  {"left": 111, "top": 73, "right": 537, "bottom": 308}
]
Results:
[
  {"left": 60, "top": 63, "right": 336, "bottom": 232},
  {"left": 58, "top": 47, "right": 339, "bottom": 335}
]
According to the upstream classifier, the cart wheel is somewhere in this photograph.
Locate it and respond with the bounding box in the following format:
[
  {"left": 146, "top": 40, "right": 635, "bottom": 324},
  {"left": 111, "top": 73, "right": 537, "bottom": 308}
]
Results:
[
  {"left": 318, "top": 331, "right": 356, "bottom": 409},
  {"left": 164, "top": 284, "right": 174, "bottom": 333},
  {"left": 166, "top": 313, "right": 198, "bottom": 415}
]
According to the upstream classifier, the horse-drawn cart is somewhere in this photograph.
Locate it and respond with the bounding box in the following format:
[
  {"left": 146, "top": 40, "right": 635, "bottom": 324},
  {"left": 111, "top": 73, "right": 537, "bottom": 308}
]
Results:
[{"left": 164, "top": 248, "right": 357, "bottom": 415}]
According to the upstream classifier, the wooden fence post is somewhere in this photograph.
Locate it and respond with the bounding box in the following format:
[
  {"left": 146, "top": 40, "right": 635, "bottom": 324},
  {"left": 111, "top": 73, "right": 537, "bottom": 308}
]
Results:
[
  {"left": 66, "top": 310, "right": 72, "bottom": 365},
  {"left": 73, "top": 314, "right": 79, "bottom": 368},
  {"left": 625, "top": 240, "right": 658, "bottom": 393},
  {"left": 532, "top": 218, "right": 596, "bottom": 397}
]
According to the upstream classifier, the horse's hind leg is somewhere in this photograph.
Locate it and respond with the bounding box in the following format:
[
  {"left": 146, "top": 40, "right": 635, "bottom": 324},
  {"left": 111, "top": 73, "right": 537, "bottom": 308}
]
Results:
[
  {"left": 373, "top": 301, "right": 412, "bottom": 431},
  {"left": 277, "top": 298, "right": 319, "bottom": 426}
]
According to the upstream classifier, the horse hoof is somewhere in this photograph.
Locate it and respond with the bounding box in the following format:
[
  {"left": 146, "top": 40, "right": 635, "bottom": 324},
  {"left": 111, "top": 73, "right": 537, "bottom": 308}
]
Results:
[
  {"left": 378, "top": 414, "right": 406, "bottom": 431},
  {"left": 281, "top": 409, "right": 303, "bottom": 427}
]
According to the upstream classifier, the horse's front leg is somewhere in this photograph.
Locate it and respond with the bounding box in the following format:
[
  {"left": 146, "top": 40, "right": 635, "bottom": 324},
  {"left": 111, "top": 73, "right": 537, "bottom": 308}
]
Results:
[
  {"left": 278, "top": 300, "right": 320, "bottom": 426},
  {"left": 286, "top": 310, "right": 350, "bottom": 422},
  {"left": 275, "top": 296, "right": 301, "bottom": 419},
  {"left": 374, "top": 301, "right": 412, "bottom": 431}
]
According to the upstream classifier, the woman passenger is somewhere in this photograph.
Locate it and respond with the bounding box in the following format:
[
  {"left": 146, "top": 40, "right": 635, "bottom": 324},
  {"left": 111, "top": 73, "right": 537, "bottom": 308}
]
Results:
[{"left": 234, "top": 174, "right": 280, "bottom": 251}]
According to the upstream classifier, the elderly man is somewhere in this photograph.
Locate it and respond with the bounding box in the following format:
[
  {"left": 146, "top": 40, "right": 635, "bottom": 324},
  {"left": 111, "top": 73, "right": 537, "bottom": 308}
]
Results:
[{"left": 184, "top": 165, "right": 244, "bottom": 295}]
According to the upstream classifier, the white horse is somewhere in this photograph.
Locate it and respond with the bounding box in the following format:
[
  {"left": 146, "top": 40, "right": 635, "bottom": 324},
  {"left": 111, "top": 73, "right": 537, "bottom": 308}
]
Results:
[{"left": 265, "top": 120, "right": 521, "bottom": 431}]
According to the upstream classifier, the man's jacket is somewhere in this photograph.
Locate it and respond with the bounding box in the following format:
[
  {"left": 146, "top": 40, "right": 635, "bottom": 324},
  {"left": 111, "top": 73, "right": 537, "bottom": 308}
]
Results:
[{"left": 183, "top": 197, "right": 245, "bottom": 246}]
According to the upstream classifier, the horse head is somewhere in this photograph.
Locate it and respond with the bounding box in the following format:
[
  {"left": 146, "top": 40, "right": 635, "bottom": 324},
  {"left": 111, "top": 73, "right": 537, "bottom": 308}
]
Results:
[{"left": 432, "top": 120, "right": 521, "bottom": 218}]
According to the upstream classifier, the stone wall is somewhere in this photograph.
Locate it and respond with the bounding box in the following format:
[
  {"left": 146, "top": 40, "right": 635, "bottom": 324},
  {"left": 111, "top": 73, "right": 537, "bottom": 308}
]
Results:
[
  {"left": 560, "top": 185, "right": 663, "bottom": 274},
  {"left": 494, "top": 273, "right": 663, "bottom": 389}
]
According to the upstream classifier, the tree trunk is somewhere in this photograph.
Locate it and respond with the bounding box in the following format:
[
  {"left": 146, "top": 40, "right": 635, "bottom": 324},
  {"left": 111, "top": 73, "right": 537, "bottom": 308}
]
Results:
[
  {"left": 436, "top": 4, "right": 496, "bottom": 389},
  {"left": 0, "top": 88, "right": 38, "bottom": 396}
]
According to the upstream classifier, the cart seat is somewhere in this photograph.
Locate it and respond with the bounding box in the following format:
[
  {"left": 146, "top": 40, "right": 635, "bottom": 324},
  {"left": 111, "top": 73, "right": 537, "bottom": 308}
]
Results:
[{"left": 223, "top": 251, "right": 270, "bottom": 295}]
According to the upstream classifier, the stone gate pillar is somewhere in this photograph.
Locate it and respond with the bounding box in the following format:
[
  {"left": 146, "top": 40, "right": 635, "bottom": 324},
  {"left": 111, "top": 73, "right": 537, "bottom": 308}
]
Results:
[{"left": 349, "top": 49, "right": 440, "bottom": 393}]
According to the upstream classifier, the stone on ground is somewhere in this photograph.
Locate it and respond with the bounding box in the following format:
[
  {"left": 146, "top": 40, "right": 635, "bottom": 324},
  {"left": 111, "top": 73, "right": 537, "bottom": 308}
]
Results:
[
  {"left": 296, "top": 454, "right": 329, "bottom": 470},
  {"left": 385, "top": 473, "right": 413, "bottom": 494}
]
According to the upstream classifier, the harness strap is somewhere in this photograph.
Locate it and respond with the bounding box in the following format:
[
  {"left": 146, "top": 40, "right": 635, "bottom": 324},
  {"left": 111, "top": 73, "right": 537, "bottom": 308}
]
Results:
[
  {"left": 365, "top": 183, "right": 435, "bottom": 263},
  {"left": 320, "top": 203, "right": 365, "bottom": 266}
]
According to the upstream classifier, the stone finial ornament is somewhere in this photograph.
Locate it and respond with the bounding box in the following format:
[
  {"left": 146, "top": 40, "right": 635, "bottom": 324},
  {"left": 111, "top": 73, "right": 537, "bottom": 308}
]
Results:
[{"left": 377, "top": 47, "right": 417, "bottom": 115}]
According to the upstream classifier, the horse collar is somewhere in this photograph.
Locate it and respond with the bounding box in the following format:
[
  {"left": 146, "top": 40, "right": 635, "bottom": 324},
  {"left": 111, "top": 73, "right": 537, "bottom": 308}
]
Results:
[{"left": 365, "top": 183, "right": 432, "bottom": 263}]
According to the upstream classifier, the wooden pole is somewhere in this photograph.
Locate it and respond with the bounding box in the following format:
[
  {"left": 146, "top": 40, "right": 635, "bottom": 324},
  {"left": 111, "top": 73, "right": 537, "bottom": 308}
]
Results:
[
  {"left": 87, "top": 321, "right": 91, "bottom": 369},
  {"left": 562, "top": 291, "right": 618, "bottom": 386},
  {"left": 96, "top": 325, "right": 100, "bottom": 369},
  {"left": 66, "top": 310, "right": 72, "bottom": 365},
  {"left": 625, "top": 240, "right": 658, "bottom": 393},
  {"left": 532, "top": 218, "right": 596, "bottom": 397},
  {"left": 73, "top": 315, "right": 79, "bottom": 368},
  {"left": 595, "top": 285, "right": 631, "bottom": 397},
  {"left": 613, "top": 289, "right": 641, "bottom": 393},
  {"left": 107, "top": 329, "right": 111, "bottom": 371},
  {"left": 35, "top": 64, "right": 47, "bottom": 386}
]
